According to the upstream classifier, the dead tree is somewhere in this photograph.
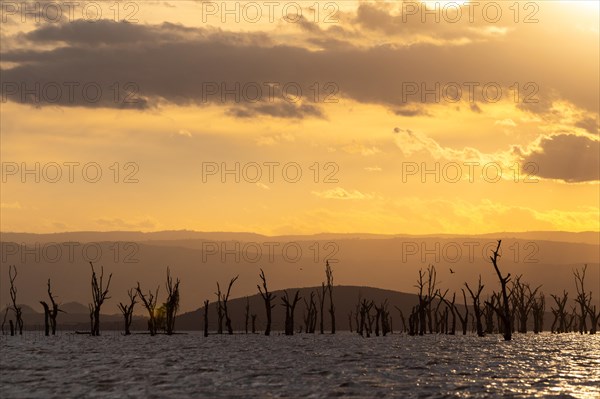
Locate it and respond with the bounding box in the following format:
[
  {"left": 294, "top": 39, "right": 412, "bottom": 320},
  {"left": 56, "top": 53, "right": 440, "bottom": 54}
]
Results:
[
  {"left": 303, "top": 292, "right": 317, "bottom": 333},
  {"left": 317, "top": 282, "right": 326, "bottom": 334},
  {"left": 573, "top": 265, "right": 590, "bottom": 334},
  {"left": 40, "top": 301, "right": 50, "bottom": 336},
  {"left": 442, "top": 293, "right": 457, "bottom": 335},
  {"left": 550, "top": 291, "right": 569, "bottom": 333},
  {"left": 453, "top": 289, "right": 469, "bottom": 335},
  {"left": 89, "top": 262, "right": 112, "bottom": 336},
  {"left": 281, "top": 290, "right": 301, "bottom": 335},
  {"left": 8, "top": 265, "right": 23, "bottom": 335},
  {"left": 465, "top": 276, "right": 485, "bottom": 337},
  {"left": 512, "top": 276, "right": 540, "bottom": 334},
  {"left": 88, "top": 304, "right": 94, "bottom": 334},
  {"left": 251, "top": 314, "right": 257, "bottom": 333},
  {"left": 359, "top": 298, "right": 373, "bottom": 337},
  {"left": 257, "top": 269, "right": 276, "bottom": 336},
  {"left": 163, "top": 268, "right": 180, "bottom": 335},
  {"left": 2, "top": 307, "right": 9, "bottom": 335},
  {"left": 47, "top": 279, "right": 60, "bottom": 335},
  {"left": 531, "top": 292, "right": 545, "bottom": 334},
  {"left": 203, "top": 300, "right": 209, "bottom": 337},
  {"left": 215, "top": 283, "right": 224, "bottom": 334},
  {"left": 394, "top": 306, "right": 407, "bottom": 333},
  {"left": 365, "top": 302, "right": 375, "bottom": 337},
  {"left": 379, "top": 300, "right": 390, "bottom": 336},
  {"left": 587, "top": 301, "right": 599, "bottom": 334},
  {"left": 487, "top": 240, "right": 512, "bottom": 341},
  {"left": 484, "top": 295, "right": 496, "bottom": 334},
  {"left": 359, "top": 299, "right": 374, "bottom": 337},
  {"left": 222, "top": 275, "right": 239, "bottom": 335},
  {"left": 118, "top": 289, "right": 137, "bottom": 335},
  {"left": 40, "top": 279, "right": 61, "bottom": 336},
  {"left": 434, "top": 289, "right": 448, "bottom": 334},
  {"left": 136, "top": 282, "right": 159, "bottom": 335},
  {"left": 408, "top": 305, "right": 419, "bottom": 335},
  {"left": 415, "top": 268, "right": 433, "bottom": 335},
  {"left": 425, "top": 265, "right": 438, "bottom": 334},
  {"left": 244, "top": 297, "right": 250, "bottom": 334},
  {"left": 325, "top": 261, "right": 336, "bottom": 334},
  {"left": 567, "top": 306, "right": 578, "bottom": 332}
]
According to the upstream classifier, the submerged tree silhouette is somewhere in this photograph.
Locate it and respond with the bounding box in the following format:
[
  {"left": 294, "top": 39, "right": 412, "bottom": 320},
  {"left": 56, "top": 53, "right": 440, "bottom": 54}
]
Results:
[
  {"left": 531, "top": 292, "right": 545, "bottom": 334},
  {"left": 203, "top": 299, "right": 209, "bottom": 337},
  {"left": 550, "top": 291, "right": 569, "bottom": 333},
  {"left": 40, "top": 279, "right": 61, "bottom": 336},
  {"left": 281, "top": 290, "right": 301, "bottom": 335},
  {"left": 257, "top": 269, "right": 276, "bottom": 336},
  {"left": 325, "top": 261, "right": 336, "bottom": 334},
  {"left": 136, "top": 282, "right": 159, "bottom": 336},
  {"left": 222, "top": 275, "right": 239, "bottom": 335},
  {"left": 8, "top": 265, "right": 23, "bottom": 336},
  {"left": 118, "top": 288, "right": 137, "bottom": 335},
  {"left": 164, "top": 268, "right": 181, "bottom": 335},
  {"left": 215, "top": 283, "right": 224, "bottom": 334},
  {"left": 303, "top": 291, "right": 317, "bottom": 334},
  {"left": 487, "top": 240, "right": 512, "bottom": 341},
  {"left": 465, "top": 276, "right": 485, "bottom": 337},
  {"left": 89, "top": 262, "right": 112, "bottom": 336},
  {"left": 512, "top": 276, "right": 541, "bottom": 334},
  {"left": 317, "top": 282, "right": 326, "bottom": 334},
  {"left": 573, "top": 265, "right": 590, "bottom": 334}
]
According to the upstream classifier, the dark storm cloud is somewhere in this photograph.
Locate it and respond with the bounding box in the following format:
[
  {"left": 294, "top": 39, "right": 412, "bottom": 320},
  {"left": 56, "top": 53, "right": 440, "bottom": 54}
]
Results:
[
  {"left": 521, "top": 135, "right": 599, "bottom": 182},
  {"left": 354, "top": 2, "right": 499, "bottom": 39},
  {"left": 1, "top": 17, "right": 598, "bottom": 117},
  {"left": 22, "top": 20, "right": 195, "bottom": 45}
]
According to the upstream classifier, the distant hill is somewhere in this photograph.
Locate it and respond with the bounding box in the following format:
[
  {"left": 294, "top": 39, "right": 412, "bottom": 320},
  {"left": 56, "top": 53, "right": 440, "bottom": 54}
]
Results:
[
  {"left": 1, "top": 230, "right": 598, "bottom": 245},
  {"left": 175, "top": 285, "right": 554, "bottom": 333},
  {"left": 176, "top": 285, "right": 418, "bottom": 331}
]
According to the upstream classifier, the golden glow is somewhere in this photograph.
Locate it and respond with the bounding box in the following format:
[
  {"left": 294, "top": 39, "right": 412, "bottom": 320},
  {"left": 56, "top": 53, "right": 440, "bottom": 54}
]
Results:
[{"left": 0, "top": 1, "right": 598, "bottom": 235}]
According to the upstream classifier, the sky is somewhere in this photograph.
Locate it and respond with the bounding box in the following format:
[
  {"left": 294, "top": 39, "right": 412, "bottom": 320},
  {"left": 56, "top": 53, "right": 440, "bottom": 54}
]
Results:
[{"left": 0, "top": 0, "right": 598, "bottom": 235}]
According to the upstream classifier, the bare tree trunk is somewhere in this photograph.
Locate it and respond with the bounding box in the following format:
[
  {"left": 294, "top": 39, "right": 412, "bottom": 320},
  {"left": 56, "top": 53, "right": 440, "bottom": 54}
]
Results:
[
  {"left": 465, "top": 276, "right": 485, "bottom": 337},
  {"left": 245, "top": 297, "right": 250, "bottom": 334},
  {"left": 258, "top": 269, "right": 276, "bottom": 336},
  {"left": 587, "top": 304, "right": 599, "bottom": 334},
  {"left": 215, "top": 284, "right": 223, "bottom": 334},
  {"left": 251, "top": 314, "right": 257, "bottom": 334},
  {"left": 573, "top": 265, "right": 590, "bottom": 334},
  {"left": 281, "top": 290, "right": 301, "bottom": 335},
  {"left": 317, "top": 282, "right": 326, "bottom": 334},
  {"left": 89, "top": 262, "right": 112, "bottom": 336},
  {"left": 426, "top": 265, "right": 438, "bottom": 334},
  {"left": 551, "top": 291, "right": 569, "bottom": 333},
  {"left": 136, "top": 283, "right": 159, "bottom": 336},
  {"left": 487, "top": 241, "right": 511, "bottom": 341},
  {"left": 40, "top": 301, "right": 50, "bottom": 336},
  {"left": 203, "top": 300, "right": 209, "bottom": 337},
  {"left": 8, "top": 265, "right": 24, "bottom": 335},
  {"left": 325, "top": 261, "right": 335, "bottom": 334},
  {"left": 221, "top": 276, "right": 239, "bottom": 335},
  {"left": 1, "top": 307, "right": 9, "bottom": 335},
  {"left": 164, "top": 268, "right": 181, "bottom": 335},
  {"left": 118, "top": 288, "right": 137, "bottom": 336}
]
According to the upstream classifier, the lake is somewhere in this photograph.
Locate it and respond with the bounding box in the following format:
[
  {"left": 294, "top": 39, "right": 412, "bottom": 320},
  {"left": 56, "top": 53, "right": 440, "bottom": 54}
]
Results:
[{"left": 1, "top": 332, "right": 598, "bottom": 398}]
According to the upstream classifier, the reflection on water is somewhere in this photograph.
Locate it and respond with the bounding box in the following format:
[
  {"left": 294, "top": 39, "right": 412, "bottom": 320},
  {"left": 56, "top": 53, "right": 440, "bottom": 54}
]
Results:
[{"left": 1, "top": 332, "right": 598, "bottom": 398}]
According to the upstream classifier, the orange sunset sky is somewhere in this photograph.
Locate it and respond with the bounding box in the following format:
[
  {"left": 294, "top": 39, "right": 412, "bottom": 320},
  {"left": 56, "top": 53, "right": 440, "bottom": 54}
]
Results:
[{"left": 1, "top": 0, "right": 598, "bottom": 235}]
